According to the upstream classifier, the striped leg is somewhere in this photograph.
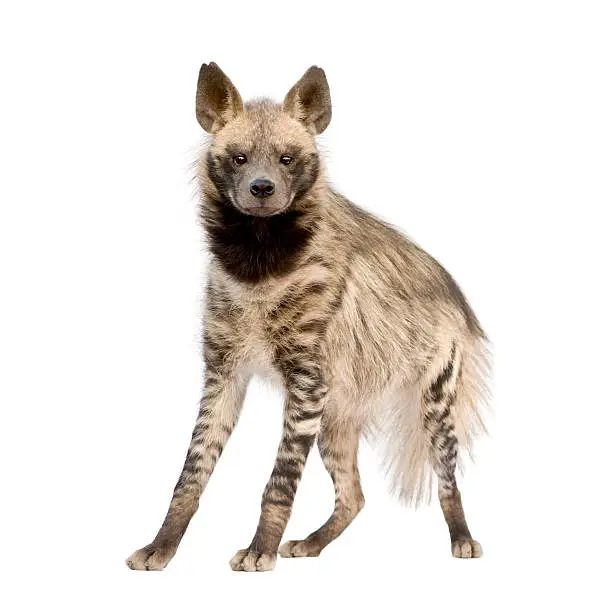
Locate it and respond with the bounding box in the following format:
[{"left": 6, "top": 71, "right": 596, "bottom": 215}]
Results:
[
  {"left": 229, "top": 352, "right": 327, "bottom": 572},
  {"left": 279, "top": 418, "right": 364, "bottom": 558},
  {"left": 126, "top": 370, "right": 248, "bottom": 570},
  {"left": 423, "top": 348, "right": 482, "bottom": 559}
]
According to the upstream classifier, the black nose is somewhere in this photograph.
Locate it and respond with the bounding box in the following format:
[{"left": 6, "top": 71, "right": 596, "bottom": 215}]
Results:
[{"left": 249, "top": 178, "right": 275, "bottom": 198}]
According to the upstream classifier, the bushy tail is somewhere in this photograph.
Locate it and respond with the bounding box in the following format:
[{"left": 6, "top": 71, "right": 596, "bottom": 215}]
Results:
[{"left": 376, "top": 336, "right": 491, "bottom": 506}]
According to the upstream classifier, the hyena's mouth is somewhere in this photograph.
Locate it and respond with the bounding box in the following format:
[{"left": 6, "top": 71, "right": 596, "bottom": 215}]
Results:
[{"left": 233, "top": 194, "right": 294, "bottom": 218}]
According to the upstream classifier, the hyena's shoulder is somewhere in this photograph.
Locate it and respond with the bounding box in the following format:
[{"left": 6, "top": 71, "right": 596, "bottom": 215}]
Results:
[{"left": 203, "top": 251, "right": 348, "bottom": 376}]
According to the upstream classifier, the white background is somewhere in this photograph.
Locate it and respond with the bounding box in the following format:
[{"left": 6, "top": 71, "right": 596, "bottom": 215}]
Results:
[{"left": 1, "top": 1, "right": 611, "bottom": 610}]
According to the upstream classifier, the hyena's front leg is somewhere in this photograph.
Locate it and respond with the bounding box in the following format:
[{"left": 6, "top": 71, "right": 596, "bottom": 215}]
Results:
[
  {"left": 126, "top": 370, "right": 248, "bottom": 570},
  {"left": 229, "top": 353, "right": 327, "bottom": 572}
]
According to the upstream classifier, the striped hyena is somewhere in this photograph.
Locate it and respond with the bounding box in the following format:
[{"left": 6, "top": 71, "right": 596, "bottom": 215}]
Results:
[{"left": 126, "top": 63, "right": 490, "bottom": 572}]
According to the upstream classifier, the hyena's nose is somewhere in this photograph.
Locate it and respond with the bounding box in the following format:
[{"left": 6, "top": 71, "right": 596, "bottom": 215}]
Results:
[{"left": 249, "top": 178, "right": 275, "bottom": 198}]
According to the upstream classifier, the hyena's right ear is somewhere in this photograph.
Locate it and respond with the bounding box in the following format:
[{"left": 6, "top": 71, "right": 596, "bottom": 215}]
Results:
[{"left": 195, "top": 63, "right": 244, "bottom": 133}]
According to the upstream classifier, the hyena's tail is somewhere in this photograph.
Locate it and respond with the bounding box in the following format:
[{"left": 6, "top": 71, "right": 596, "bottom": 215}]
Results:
[{"left": 377, "top": 335, "right": 491, "bottom": 506}]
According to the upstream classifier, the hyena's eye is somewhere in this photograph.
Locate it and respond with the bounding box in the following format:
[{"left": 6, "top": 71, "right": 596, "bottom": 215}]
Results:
[
  {"left": 280, "top": 155, "right": 293, "bottom": 165},
  {"left": 233, "top": 155, "right": 247, "bottom": 166}
]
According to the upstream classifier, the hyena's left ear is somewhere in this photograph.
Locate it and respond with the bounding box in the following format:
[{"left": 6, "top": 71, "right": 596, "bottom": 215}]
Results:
[
  {"left": 196, "top": 62, "right": 244, "bottom": 133},
  {"left": 283, "top": 66, "right": 332, "bottom": 134}
]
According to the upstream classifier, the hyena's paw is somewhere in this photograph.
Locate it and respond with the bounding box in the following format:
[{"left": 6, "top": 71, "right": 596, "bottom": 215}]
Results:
[
  {"left": 452, "top": 538, "right": 483, "bottom": 559},
  {"left": 278, "top": 539, "right": 321, "bottom": 558},
  {"left": 126, "top": 544, "right": 175, "bottom": 571},
  {"left": 229, "top": 548, "right": 277, "bottom": 572}
]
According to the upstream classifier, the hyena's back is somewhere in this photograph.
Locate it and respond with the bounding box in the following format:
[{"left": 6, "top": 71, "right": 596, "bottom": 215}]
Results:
[{"left": 319, "top": 194, "right": 490, "bottom": 505}]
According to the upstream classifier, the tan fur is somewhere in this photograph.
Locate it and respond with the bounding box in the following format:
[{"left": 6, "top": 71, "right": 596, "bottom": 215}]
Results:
[{"left": 126, "top": 65, "right": 490, "bottom": 571}]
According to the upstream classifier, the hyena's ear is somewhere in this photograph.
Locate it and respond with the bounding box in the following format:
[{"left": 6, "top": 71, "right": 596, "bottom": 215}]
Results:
[
  {"left": 283, "top": 66, "right": 331, "bottom": 134},
  {"left": 196, "top": 62, "right": 244, "bottom": 133}
]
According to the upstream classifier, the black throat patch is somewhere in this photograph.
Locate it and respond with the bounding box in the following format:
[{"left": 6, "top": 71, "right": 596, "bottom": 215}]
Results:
[{"left": 202, "top": 200, "right": 316, "bottom": 283}]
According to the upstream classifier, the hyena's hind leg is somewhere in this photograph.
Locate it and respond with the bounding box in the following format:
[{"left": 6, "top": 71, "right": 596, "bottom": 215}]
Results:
[
  {"left": 424, "top": 344, "right": 482, "bottom": 559},
  {"left": 279, "top": 418, "right": 364, "bottom": 558}
]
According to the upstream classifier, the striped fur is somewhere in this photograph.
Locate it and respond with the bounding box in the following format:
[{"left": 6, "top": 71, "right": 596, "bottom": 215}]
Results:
[{"left": 126, "top": 63, "right": 490, "bottom": 572}]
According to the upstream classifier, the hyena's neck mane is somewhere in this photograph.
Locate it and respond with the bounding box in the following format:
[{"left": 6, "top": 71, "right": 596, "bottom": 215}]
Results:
[{"left": 200, "top": 190, "right": 323, "bottom": 284}]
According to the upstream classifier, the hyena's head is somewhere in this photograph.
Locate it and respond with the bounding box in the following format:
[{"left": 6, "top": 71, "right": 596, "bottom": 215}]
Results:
[{"left": 197, "top": 63, "right": 331, "bottom": 217}]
